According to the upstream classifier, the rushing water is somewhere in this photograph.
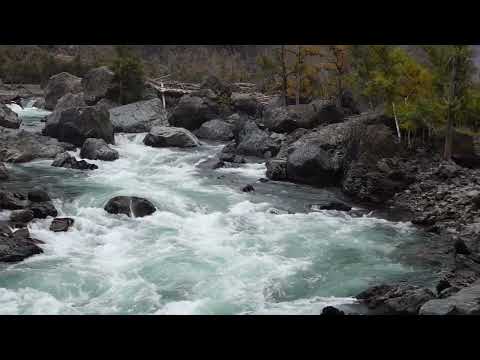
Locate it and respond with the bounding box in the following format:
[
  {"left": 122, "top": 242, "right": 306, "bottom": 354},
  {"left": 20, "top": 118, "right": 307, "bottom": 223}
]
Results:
[{"left": 0, "top": 106, "right": 436, "bottom": 315}]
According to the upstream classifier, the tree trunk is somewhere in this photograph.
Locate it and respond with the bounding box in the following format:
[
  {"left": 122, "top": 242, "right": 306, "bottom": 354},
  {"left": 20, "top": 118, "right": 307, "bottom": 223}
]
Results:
[
  {"left": 444, "top": 104, "right": 453, "bottom": 160},
  {"left": 392, "top": 102, "right": 402, "bottom": 142},
  {"left": 296, "top": 45, "right": 301, "bottom": 105}
]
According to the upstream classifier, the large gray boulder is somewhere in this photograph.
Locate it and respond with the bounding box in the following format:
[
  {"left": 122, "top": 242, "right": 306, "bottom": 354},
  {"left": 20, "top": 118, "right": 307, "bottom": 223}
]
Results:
[
  {"left": 82, "top": 66, "right": 115, "bottom": 105},
  {"left": 194, "top": 119, "right": 234, "bottom": 141},
  {"left": 109, "top": 98, "right": 168, "bottom": 133},
  {"left": 168, "top": 92, "right": 221, "bottom": 130},
  {"left": 235, "top": 120, "right": 280, "bottom": 158},
  {"left": 0, "top": 104, "right": 21, "bottom": 129},
  {"left": 0, "top": 128, "right": 76, "bottom": 163},
  {"left": 44, "top": 72, "right": 82, "bottom": 110},
  {"left": 54, "top": 92, "right": 86, "bottom": 111},
  {"left": 419, "top": 280, "right": 480, "bottom": 315},
  {"left": 231, "top": 93, "right": 261, "bottom": 117},
  {"left": 80, "top": 138, "right": 119, "bottom": 161},
  {"left": 44, "top": 105, "right": 114, "bottom": 147},
  {"left": 263, "top": 100, "right": 345, "bottom": 134},
  {"left": 144, "top": 126, "right": 200, "bottom": 148},
  {"left": 104, "top": 196, "right": 156, "bottom": 218}
]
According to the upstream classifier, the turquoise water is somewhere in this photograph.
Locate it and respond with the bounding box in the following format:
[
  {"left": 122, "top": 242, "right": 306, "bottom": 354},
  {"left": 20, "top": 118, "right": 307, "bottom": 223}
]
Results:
[{"left": 0, "top": 108, "right": 434, "bottom": 315}]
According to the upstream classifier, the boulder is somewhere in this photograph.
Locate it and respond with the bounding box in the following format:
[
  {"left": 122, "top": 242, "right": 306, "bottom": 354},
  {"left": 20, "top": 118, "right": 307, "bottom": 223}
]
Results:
[
  {"left": 44, "top": 105, "right": 114, "bottom": 147},
  {"left": 200, "top": 75, "right": 233, "bottom": 98},
  {"left": 80, "top": 138, "right": 119, "bottom": 161},
  {"left": 109, "top": 98, "right": 168, "bottom": 133},
  {"left": 0, "top": 190, "right": 29, "bottom": 210},
  {"left": 197, "top": 158, "right": 225, "bottom": 170},
  {"left": 194, "top": 119, "right": 234, "bottom": 141},
  {"left": 104, "top": 196, "right": 156, "bottom": 218},
  {"left": 263, "top": 100, "right": 344, "bottom": 134},
  {"left": 28, "top": 189, "right": 51, "bottom": 203},
  {"left": 318, "top": 202, "right": 352, "bottom": 212},
  {"left": 0, "top": 162, "right": 8, "bottom": 180},
  {"left": 0, "top": 129, "right": 76, "bottom": 163},
  {"left": 266, "top": 159, "right": 287, "bottom": 181},
  {"left": 320, "top": 306, "right": 345, "bottom": 316},
  {"left": 168, "top": 94, "right": 220, "bottom": 130},
  {"left": 49, "top": 218, "right": 74, "bottom": 232},
  {"left": 81, "top": 66, "right": 115, "bottom": 105},
  {"left": 0, "top": 104, "right": 21, "bottom": 129},
  {"left": 419, "top": 280, "right": 480, "bottom": 315},
  {"left": 231, "top": 93, "right": 261, "bottom": 116},
  {"left": 96, "top": 98, "right": 120, "bottom": 111},
  {"left": 44, "top": 72, "right": 82, "bottom": 110},
  {"left": 54, "top": 92, "right": 86, "bottom": 111},
  {"left": 341, "top": 90, "right": 361, "bottom": 115},
  {"left": 356, "top": 283, "right": 435, "bottom": 315},
  {"left": 241, "top": 184, "right": 255, "bottom": 193},
  {"left": 0, "top": 227, "right": 43, "bottom": 263},
  {"left": 51, "top": 152, "right": 98, "bottom": 171},
  {"left": 143, "top": 126, "right": 200, "bottom": 148},
  {"left": 10, "top": 210, "right": 35, "bottom": 224},
  {"left": 236, "top": 120, "right": 280, "bottom": 158},
  {"left": 28, "top": 202, "right": 58, "bottom": 219}
]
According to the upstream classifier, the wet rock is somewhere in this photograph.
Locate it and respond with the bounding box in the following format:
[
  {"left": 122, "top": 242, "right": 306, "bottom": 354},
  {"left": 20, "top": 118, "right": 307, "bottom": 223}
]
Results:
[
  {"left": 81, "top": 66, "right": 115, "bottom": 105},
  {"left": 28, "top": 189, "right": 51, "bottom": 203},
  {"left": 52, "top": 152, "right": 98, "bottom": 171},
  {"left": 44, "top": 104, "right": 114, "bottom": 147},
  {"left": 49, "top": 218, "right": 74, "bottom": 232},
  {"left": 356, "top": 283, "right": 435, "bottom": 315},
  {"left": 0, "top": 190, "right": 29, "bottom": 210},
  {"left": 28, "top": 202, "right": 58, "bottom": 219},
  {"left": 419, "top": 280, "right": 480, "bottom": 315},
  {"left": 241, "top": 184, "right": 255, "bottom": 193},
  {"left": 197, "top": 158, "right": 225, "bottom": 170},
  {"left": 144, "top": 126, "right": 200, "bottom": 148},
  {"left": 44, "top": 72, "right": 82, "bottom": 110},
  {"left": 9, "top": 210, "right": 34, "bottom": 224},
  {"left": 320, "top": 306, "right": 345, "bottom": 316},
  {"left": 109, "top": 98, "right": 169, "bottom": 133},
  {"left": 266, "top": 159, "right": 287, "bottom": 181},
  {"left": 0, "top": 162, "right": 8, "bottom": 180},
  {"left": 80, "top": 138, "right": 119, "bottom": 161},
  {"left": 0, "top": 129, "right": 76, "bottom": 163},
  {"left": 194, "top": 119, "right": 234, "bottom": 141},
  {"left": 0, "top": 230, "right": 43, "bottom": 263},
  {"left": 318, "top": 202, "right": 352, "bottom": 212},
  {"left": 219, "top": 153, "right": 246, "bottom": 164},
  {"left": 104, "top": 196, "right": 156, "bottom": 218},
  {"left": 0, "top": 104, "right": 21, "bottom": 129}
]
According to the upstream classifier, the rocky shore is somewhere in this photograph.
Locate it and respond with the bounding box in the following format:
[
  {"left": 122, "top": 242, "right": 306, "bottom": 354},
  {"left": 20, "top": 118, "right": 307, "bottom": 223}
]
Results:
[{"left": 2, "top": 69, "right": 480, "bottom": 315}]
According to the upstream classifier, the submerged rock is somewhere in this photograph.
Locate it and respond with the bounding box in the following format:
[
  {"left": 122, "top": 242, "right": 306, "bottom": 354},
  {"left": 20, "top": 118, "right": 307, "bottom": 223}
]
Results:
[
  {"left": 104, "top": 196, "right": 156, "bottom": 218},
  {"left": 241, "top": 184, "right": 255, "bottom": 193},
  {"left": 144, "top": 126, "right": 200, "bottom": 148},
  {"left": 80, "top": 138, "right": 119, "bottom": 161},
  {"left": 50, "top": 218, "right": 75, "bottom": 232},
  {"left": 316, "top": 202, "right": 352, "bottom": 212},
  {"left": 52, "top": 152, "right": 98, "bottom": 171}
]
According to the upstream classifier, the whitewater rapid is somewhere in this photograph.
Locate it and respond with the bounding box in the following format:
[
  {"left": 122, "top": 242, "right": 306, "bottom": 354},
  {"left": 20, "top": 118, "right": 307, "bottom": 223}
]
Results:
[{"left": 0, "top": 107, "right": 434, "bottom": 315}]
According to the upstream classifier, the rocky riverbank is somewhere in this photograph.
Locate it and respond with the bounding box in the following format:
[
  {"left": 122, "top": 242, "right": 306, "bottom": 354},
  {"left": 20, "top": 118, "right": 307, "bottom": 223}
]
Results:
[{"left": 2, "top": 70, "right": 480, "bottom": 315}]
